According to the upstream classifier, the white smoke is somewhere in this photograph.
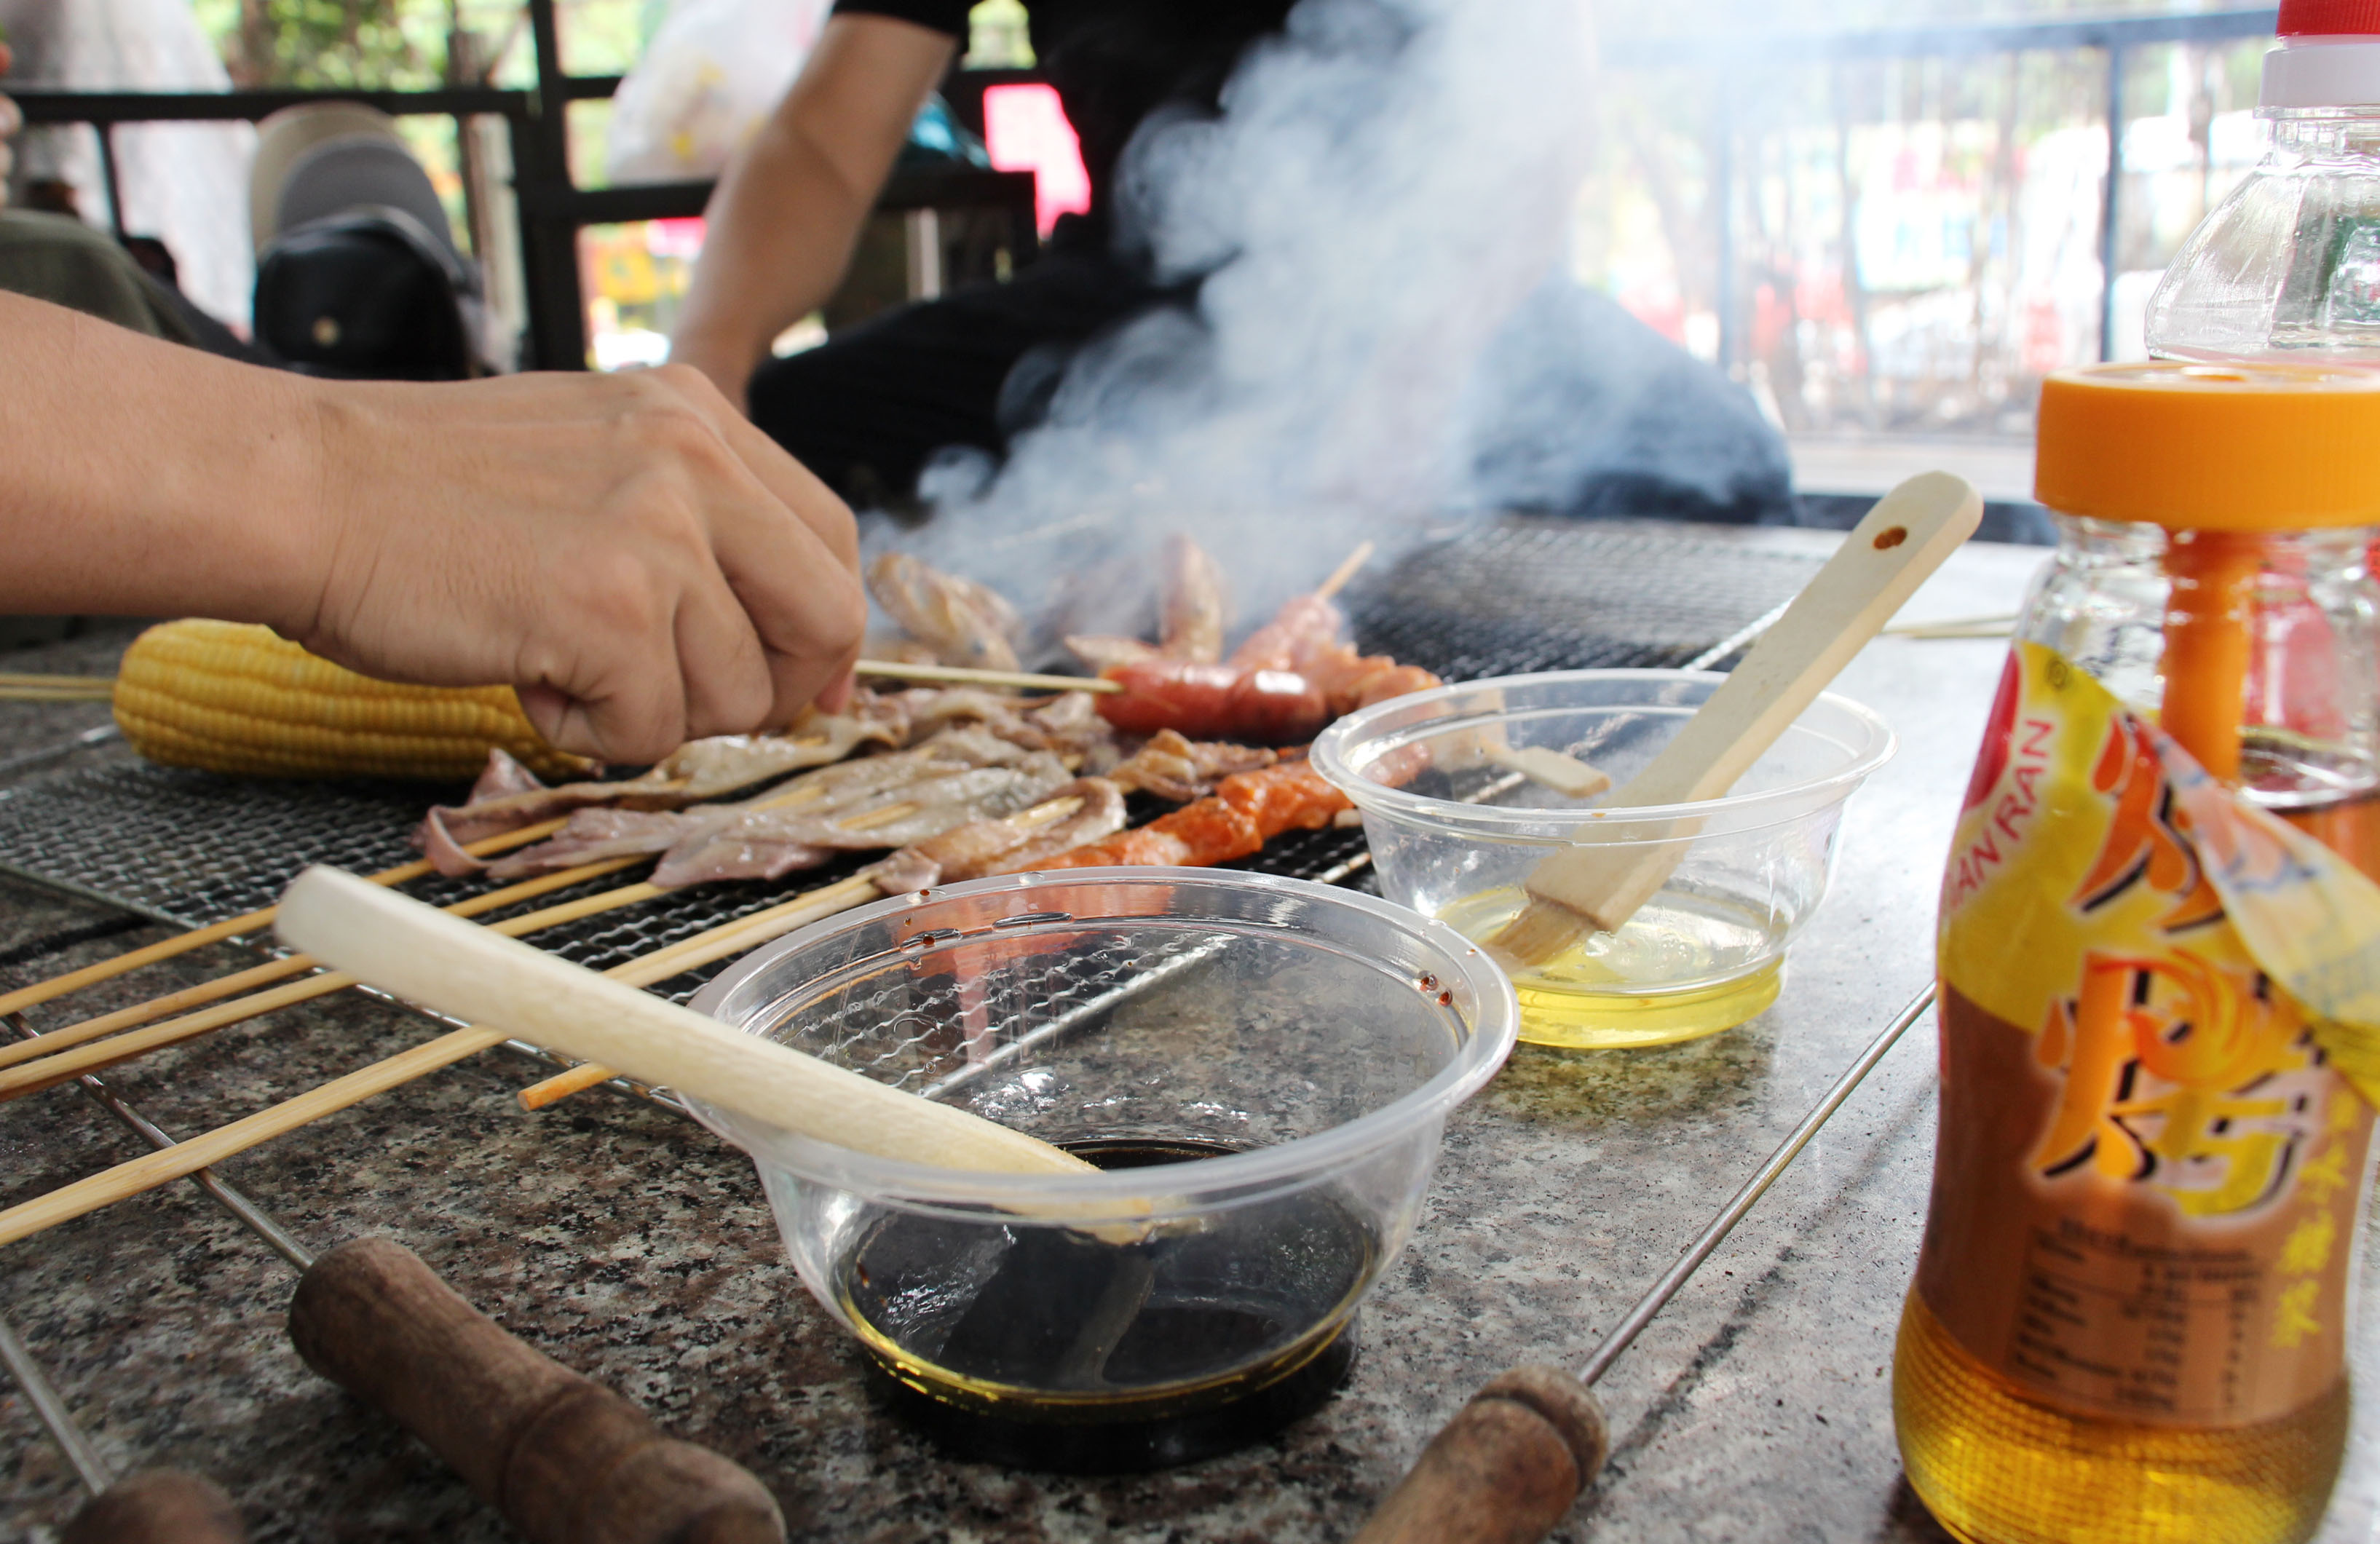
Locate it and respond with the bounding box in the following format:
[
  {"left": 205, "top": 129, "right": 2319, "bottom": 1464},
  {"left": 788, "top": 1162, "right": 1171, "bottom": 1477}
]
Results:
[{"left": 886, "top": 0, "right": 1600, "bottom": 647}]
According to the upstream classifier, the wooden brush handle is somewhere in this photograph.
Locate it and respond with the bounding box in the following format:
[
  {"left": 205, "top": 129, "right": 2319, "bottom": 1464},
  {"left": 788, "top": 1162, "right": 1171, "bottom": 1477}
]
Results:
[
  {"left": 1348, "top": 1366, "right": 1609, "bottom": 1544},
  {"left": 289, "top": 1238, "right": 784, "bottom": 1544},
  {"left": 1614, "top": 471, "right": 1982, "bottom": 808},
  {"left": 274, "top": 866, "right": 1091, "bottom": 1179},
  {"left": 1514, "top": 473, "right": 1984, "bottom": 937},
  {"left": 60, "top": 1470, "right": 246, "bottom": 1544}
]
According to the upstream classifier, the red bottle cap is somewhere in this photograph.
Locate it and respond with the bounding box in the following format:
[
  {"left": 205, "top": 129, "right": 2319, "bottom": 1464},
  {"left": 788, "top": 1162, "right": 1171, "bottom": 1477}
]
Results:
[{"left": 2280, "top": 0, "right": 2380, "bottom": 36}]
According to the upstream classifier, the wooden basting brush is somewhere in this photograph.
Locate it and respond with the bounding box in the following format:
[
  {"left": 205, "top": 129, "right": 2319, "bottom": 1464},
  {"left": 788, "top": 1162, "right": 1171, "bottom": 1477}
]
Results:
[{"left": 1489, "top": 472, "right": 1983, "bottom": 969}]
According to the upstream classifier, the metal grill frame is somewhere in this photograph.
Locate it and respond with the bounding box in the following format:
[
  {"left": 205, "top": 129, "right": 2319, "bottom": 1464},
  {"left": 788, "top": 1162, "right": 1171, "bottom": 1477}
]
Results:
[{"left": 0, "top": 517, "right": 1819, "bottom": 1106}]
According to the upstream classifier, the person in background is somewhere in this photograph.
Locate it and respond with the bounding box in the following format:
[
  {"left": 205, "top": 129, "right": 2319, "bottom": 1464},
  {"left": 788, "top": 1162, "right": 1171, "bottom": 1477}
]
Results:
[
  {"left": 671, "top": 1, "right": 1795, "bottom": 523},
  {"left": 671, "top": 1, "right": 1293, "bottom": 510},
  {"left": 0, "top": 48, "right": 867, "bottom": 765},
  {"left": 0, "top": 44, "right": 253, "bottom": 354}
]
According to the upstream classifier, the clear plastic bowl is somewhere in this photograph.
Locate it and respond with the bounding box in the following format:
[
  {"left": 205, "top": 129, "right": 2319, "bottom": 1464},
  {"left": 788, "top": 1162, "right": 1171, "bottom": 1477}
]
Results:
[
  {"left": 1313, "top": 669, "right": 1894, "bottom": 1049},
  {"left": 684, "top": 868, "right": 1517, "bottom": 1470}
]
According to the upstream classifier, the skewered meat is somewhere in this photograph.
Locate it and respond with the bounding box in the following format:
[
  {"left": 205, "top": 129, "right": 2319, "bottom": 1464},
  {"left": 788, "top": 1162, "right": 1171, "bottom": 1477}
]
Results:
[
  {"left": 1096, "top": 585, "right": 1442, "bottom": 743},
  {"left": 652, "top": 753, "right": 1071, "bottom": 887},
  {"left": 868, "top": 553, "right": 1024, "bottom": 673},
  {"left": 1105, "top": 729, "right": 1277, "bottom": 802},
  {"left": 1159, "top": 534, "right": 1227, "bottom": 663},
  {"left": 1297, "top": 649, "right": 1444, "bottom": 713},
  {"left": 416, "top": 704, "right": 906, "bottom": 870},
  {"left": 1013, "top": 689, "right": 1112, "bottom": 759},
  {"left": 486, "top": 729, "right": 1036, "bottom": 879},
  {"left": 867, "top": 777, "right": 1128, "bottom": 892},
  {"left": 1096, "top": 662, "right": 1332, "bottom": 743},
  {"left": 1063, "top": 537, "right": 1228, "bottom": 674},
  {"left": 1227, "top": 594, "right": 1343, "bottom": 673},
  {"left": 1037, "top": 758, "right": 1353, "bottom": 870}
]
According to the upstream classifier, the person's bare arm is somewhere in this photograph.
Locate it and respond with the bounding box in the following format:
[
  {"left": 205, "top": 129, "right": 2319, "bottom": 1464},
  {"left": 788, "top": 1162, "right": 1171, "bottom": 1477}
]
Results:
[
  {"left": 0, "top": 291, "right": 866, "bottom": 763},
  {"left": 668, "top": 12, "right": 957, "bottom": 406}
]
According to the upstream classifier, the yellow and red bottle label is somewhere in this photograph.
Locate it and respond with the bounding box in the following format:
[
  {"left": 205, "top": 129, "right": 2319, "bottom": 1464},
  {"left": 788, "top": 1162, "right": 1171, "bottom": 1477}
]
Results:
[{"left": 1923, "top": 642, "right": 2380, "bottom": 1427}]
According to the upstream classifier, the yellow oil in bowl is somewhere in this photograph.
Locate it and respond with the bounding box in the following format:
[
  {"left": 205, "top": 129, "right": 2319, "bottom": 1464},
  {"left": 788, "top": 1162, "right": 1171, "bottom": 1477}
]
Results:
[{"left": 1436, "top": 885, "right": 1785, "bottom": 1048}]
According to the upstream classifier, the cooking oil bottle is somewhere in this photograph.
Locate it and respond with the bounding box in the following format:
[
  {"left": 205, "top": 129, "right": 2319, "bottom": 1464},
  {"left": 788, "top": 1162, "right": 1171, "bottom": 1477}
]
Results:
[{"left": 1896, "top": 362, "right": 2380, "bottom": 1544}]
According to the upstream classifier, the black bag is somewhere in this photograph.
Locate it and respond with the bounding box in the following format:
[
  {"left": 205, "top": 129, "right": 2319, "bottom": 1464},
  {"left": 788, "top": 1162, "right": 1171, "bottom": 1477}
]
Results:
[{"left": 253, "top": 204, "right": 476, "bottom": 381}]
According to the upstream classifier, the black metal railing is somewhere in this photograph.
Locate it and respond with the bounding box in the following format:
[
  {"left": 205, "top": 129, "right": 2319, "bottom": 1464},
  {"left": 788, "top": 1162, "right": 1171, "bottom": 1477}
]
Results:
[{"left": 7, "top": 0, "right": 1036, "bottom": 371}]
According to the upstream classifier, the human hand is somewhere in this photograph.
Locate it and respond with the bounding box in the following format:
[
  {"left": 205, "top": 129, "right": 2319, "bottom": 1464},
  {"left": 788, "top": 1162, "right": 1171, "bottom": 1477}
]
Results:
[{"left": 285, "top": 363, "right": 865, "bottom": 764}]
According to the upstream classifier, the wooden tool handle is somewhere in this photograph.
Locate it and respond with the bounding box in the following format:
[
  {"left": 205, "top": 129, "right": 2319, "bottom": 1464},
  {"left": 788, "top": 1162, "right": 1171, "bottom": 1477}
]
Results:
[
  {"left": 1348, "top": 1366, "right": 1609, "bottom": 1544},
  {"left": 1614, "top": 471, "right": 1982, "bottom": 808},
  {"left": 274, "top": 865, "right": 1091, "bottom": 1179},
  {"left": 60, "top": 1470, "right": 246, "bottom": 1544},
  {"left": 289, "top": 1238, "right": 784, "bottom": 1544},
  {"left": 1508, "top": 472, "right": 1984, "bottom": 942}
]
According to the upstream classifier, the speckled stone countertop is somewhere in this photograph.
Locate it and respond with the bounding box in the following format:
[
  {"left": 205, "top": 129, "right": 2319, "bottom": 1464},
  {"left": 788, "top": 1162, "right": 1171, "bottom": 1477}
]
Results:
[{"left": 2, "top": 542, "right": 2377, "bottom": 1543}]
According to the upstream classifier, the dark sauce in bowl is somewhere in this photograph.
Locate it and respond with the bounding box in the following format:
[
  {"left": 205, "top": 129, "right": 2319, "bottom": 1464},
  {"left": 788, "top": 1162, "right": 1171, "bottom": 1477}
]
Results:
[{"left": 837, "top": 1137, "right": 1374, "bottom": 1472}]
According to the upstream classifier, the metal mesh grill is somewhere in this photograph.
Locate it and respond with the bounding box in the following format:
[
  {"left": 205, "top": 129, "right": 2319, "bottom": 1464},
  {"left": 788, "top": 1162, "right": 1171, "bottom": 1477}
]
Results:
[
  {"left": 0, "top": 519, "right": 1817, "bottom": 1001},
  {"left": 1344, "top": 516, "right": 1818, "bottom": 681},
  {"left": 766, "top": 933, "right": 1227, "bottom": 1097}
]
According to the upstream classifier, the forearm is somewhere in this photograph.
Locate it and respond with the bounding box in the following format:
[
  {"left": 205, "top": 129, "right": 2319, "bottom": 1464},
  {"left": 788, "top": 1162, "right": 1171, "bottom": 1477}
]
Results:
[
  {"left": 671, "top": 14, "right": 955, "bottom": 400},
  {"left": 669, "top": 119, "right": 879, "bottom": 387},
  {"left": 0, "top": 292, "right": 330, "bottom": 625}
]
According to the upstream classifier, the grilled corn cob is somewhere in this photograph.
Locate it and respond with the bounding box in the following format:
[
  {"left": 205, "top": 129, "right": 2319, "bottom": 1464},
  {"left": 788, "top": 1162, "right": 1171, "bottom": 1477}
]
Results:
[{"left": 114, "top": 619, "right": 592, "bottom": 781}]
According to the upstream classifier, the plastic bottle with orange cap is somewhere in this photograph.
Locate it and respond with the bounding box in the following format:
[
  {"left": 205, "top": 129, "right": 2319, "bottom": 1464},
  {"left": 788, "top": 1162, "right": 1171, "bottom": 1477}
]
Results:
[{"left": 1894, "top": 363, "right": 2380, "bottom": 1544}]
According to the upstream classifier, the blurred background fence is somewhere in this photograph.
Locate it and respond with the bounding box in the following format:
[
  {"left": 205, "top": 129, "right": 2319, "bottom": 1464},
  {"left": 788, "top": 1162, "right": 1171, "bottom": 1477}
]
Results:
[{"left": 1586, "top": 7, "right": 2276, "bottom": 447}]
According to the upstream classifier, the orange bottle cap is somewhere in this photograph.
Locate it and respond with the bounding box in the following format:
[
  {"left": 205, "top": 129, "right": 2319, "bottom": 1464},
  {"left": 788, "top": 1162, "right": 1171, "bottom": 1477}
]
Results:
[{"left": 2035, "top": 361, "right": 2380, "bottom": 531}]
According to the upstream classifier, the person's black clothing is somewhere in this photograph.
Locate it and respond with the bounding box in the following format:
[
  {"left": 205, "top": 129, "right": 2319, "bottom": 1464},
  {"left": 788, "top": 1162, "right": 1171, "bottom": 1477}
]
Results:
[
  {"left": 749, "top": 216, "right": 1190, "bottom": 507},
  {"left": 833, "top": 0, "right": 1294, "bottom": 239}
]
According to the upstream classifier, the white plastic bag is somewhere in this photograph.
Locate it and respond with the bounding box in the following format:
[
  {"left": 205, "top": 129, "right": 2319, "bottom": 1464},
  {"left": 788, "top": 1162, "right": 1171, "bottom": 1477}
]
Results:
[{"left": 604, "top": 0, "right": 831, "bottom": 185}]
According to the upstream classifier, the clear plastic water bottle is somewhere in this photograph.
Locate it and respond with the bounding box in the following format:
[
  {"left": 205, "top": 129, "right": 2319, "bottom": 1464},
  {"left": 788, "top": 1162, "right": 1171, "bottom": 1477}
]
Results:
[{"left": 2145, "top": 0, "right": 2380, "bottom": 361}]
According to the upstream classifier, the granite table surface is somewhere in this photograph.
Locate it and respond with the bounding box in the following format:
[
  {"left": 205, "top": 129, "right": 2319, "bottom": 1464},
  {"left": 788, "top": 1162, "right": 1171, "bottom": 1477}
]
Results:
[{"left": 1, "top": 534, "right": 2377, "bottom": 1543}]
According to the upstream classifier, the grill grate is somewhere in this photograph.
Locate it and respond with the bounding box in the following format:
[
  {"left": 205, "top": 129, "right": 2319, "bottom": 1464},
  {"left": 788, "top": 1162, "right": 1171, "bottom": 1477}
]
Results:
[{"left": 0, "top": 519, "right": 1819, "bottom": 1002}]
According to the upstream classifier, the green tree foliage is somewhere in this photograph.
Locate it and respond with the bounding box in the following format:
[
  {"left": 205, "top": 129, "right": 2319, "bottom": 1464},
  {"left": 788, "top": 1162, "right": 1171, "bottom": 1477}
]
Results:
[{"left": 207, "top": 0, "right": 431, "bottom": 87}]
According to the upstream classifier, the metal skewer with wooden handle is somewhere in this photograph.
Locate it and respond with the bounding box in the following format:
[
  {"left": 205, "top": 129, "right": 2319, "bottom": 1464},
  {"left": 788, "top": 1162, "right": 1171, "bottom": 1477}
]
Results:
[
  {"left": 1490, "top": 472, "right": 1983, "bottom": 965},
  {"left": 0, "top": 1310, "right": 248, "bottom": 1543},
  {"left": 1349, "top": 985, "right": 1937, "bottom": 1544},
  {"left": 274, "top": 866, "right": 1096, "bottom": 1180},
  {"left": 289, "top": 1235, "right": 787, "bottom": 1544}
]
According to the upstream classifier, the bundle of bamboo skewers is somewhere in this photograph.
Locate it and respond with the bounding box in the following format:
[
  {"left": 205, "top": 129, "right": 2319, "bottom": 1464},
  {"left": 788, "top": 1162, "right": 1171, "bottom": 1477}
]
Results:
[
  {"left": 0, "top": 756, "right": 1080, "bottom": 1249},
  {"left": 0, "top": 542, "right": 1384, "bottom": 1251}
]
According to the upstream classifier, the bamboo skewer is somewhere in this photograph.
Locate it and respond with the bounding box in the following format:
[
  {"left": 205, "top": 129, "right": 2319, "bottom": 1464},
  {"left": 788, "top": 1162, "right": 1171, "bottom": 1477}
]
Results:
[
  {"left": 0, "top": 817, "right": 575, "bottom": 1021},
  {"left": 0, "top": 673, "right": 115, "bottom": 688},
  {"left": 0, "top": 871, "right": 888, "bottom": 1249},
  {"left": 0, "top": 855, "right": 644, "bottom": 1075},
  {"left": 0, "top": 772, "right": 855, "bottom": 1070},
  {"left": 280, "top": 868, "right": 1093, "bottom": 1176},
  {"left": 1881, "top": 611, "right": 2019, "bottom": 637},
  {"left": 0, "top": 868, "right": 694, "bottom": 1101},
  {"left": 1314, "top": 539, "right": 1377, "bottom": 603},
  {"left": 851, "top": 660, "right": 1121, "bottom": 694},
  {"left": 3, "top": 663, "right": 1121, "bottom": 698},
  {"left": 0, "top": 776, "right": 987, "bottom": 1095}
]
